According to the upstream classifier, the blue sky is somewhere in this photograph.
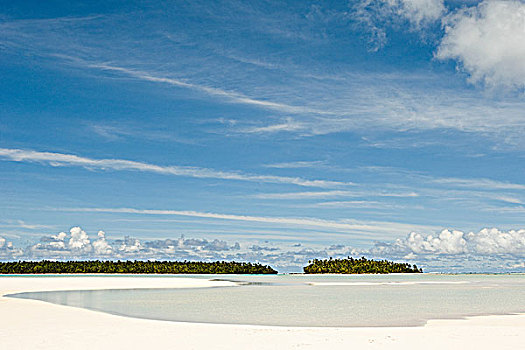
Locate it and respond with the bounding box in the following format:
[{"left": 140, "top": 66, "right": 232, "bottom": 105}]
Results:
[{"left": 1, "top": 0, "right": 525, "bottom": 272}]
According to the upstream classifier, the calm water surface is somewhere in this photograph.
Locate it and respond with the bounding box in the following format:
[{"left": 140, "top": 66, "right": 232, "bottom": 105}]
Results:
[{"left": 10, "top": 274, "right": 525, "bottom": 327}]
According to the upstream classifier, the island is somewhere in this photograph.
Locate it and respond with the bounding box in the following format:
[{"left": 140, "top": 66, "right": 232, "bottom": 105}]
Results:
[
  {"left": 0, "top": 260, "right": 278, "bottom": 274},
  {"left": 303, "top": 257, "right": 423, "bottom": 274}
]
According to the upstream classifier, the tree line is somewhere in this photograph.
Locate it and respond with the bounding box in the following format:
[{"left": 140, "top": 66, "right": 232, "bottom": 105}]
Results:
[
  {"left": 0, "top": 260, "right": 278, "bottom": 274},
  {"left": 0, "top": 257, "right": 422, "bottom": 274},
  {"left": 303, "top": 257, "right": 422, "bottom": 274}
]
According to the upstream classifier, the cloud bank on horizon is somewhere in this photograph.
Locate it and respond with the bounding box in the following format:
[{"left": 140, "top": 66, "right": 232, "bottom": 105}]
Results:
[
  {"left": 1, "top": 226, "right": 524, "bottom": 272},
  {"left": 1, "top": 0, "right": 525, "bottom": 272}
]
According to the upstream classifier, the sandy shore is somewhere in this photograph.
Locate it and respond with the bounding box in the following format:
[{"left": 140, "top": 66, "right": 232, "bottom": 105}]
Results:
[{"left": 1, "top": 276, "right": 523, "bottom": 350}]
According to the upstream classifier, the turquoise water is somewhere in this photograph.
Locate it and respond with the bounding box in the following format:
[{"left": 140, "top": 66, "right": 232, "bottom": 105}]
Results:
[{"left": 9, "top": 274, "right": 525, "bottom": 327}]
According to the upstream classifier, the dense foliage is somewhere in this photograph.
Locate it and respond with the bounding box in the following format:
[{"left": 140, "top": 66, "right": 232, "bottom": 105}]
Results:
[
  {"left": 303, "top": 257, "right": 422, "bottom": 274},
  {"left": 0, "top": 260, "right": 278, "bottom": 274}
]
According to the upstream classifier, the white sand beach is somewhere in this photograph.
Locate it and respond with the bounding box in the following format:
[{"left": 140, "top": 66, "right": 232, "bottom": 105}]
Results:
[{"left": 1, "top": 276, "right": 524, "bottom": 350}]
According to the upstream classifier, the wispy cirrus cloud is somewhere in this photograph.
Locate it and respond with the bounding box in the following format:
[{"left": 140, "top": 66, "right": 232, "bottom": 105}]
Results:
[
  {"left": 352, "top": 0, "right": 446, "bottom": 51},
  {"left": 352, "top": 165, "right": 525, "bottom": 192},
  {"left": 0, "top": 220, "right": 55, "bottom": 231},
  {"left": 0, "top": 148, "right": 348, "bottom": 188},
  {"left": 312, "top": 200, "right": 407, "bottom": 209},
  {"left": 88, "top": 123, "right": 197, "bottom": 145},
  {"left": 4, "top": 7, "right": 525, "bottom": 147},
  {"left": 91, "top": 63, "right": 331, "bottom": 115},
  {"left": 238, "top": 118, "right": 307, "bottom": 134},
  {"left": 254, "top": 190, "right": 419, "bottom": 199},
  {"left": 56, "top": 206, "right": 438, "bottom": 237},
  {"left": 14, "top": 220, "right": 55, "bottom": 230},
  {"left": 263, "top": 160, "right": 328, "bottom": 169},
  {"left": 430, "top": 177, "right": 525, "bottom": 191}
]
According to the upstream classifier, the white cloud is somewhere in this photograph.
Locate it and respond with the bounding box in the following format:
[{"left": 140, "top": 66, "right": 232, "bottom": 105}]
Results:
[
  {"left": 314, "top": 200, "right": 402, "bottom": 209},
  {"left": 431, "top": 176, "right": 525, "bottom": 190},
  {"left": 489, "top": 195, "right": 523, "bottom": 205},
  {"left": 0, "top": 220, "right": 55, "bottom": 230},
  {"left": 92, "top": 230, "right": 113, "bottom": 255},
  {"left": 240, "top": 118, "right": 306, "bottom": 134},
  {"left": 53, "top": 231, "right": 67, "bottom": 241},
  {"left": 15, "top": 220, "right": 54, "bottom": 230},
  {"left": 30, "top": 227, "right": 95, "bottom": 256},
  {"left": 0, "top": 148, "right": 347, "bottom": 188},
  {"left": 91, "top": 64, "right": 330, "bottom": 115},
  {"left": 88, "top": 123, "right": 196, "bottom": 145},
  {"left": 437, "top": 0, "right": 525, "bottom": 89},
  {"left": 404, "top": 229, "right": 469, "bottom": 254},
  {"left": 58, "top": 206, "right": 437, "bottom": 237},
  {"left": 491, "top": 206, "right": 525, "bottom": 214},
  {"left": 15, "top": 228, "right": 245, "bottom": 261},
  {"left": 48, "top": 231, "right": 67, "bottom": 250},
  {"left": 263, "top": 161, "right": 327, "bottom": 169},
  {"left": 117, "top": 236, "right": 143, "bottom": 254},
  {"left": 467, "top": 228, "right": 525, "bottom": 255},
  {"left": 4, "top": 228, "right": 355, "bottom": 271},
  {"left": 373, "top": 227, "right": 525, "bottom": 257},
  {"left": 68, "top": 226, "right": 92, "bottom": 252},
  {"left": 4, "top": 2, "right": 525, "bottom": 146},
  {"left": 254, "top": 190, "right": 419, "bottom": 199},
  {"left": 2, "top": 227, "right": 525, "bottom": 272},
  {"left": 227, "top": 85, "right": 525, "bottom": 146},
  {"left": 390, "top": 0, "right": 446, "bottom": 27},
  {"left": 0, "top": 236, "right": 23, "bottom": 258},
  {"left": 353, "top": 0, "right": 445, "bottom": 51},
  {"left": 255, "top": 191, "right": 353, "bottom": 199}
]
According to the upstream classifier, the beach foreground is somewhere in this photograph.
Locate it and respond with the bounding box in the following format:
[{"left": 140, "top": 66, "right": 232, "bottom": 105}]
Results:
[{"left": 1, "top": 276, "right": 524, "bottom": 350}]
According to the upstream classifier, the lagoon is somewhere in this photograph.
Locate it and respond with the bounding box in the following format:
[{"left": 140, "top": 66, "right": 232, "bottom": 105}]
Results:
[{"left": 10, "top": 274, "right": 525, "bottom": 327}]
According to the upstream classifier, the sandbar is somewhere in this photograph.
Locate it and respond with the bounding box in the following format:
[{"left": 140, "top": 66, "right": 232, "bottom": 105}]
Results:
[{"left": 0, "top": 275, "right": 523, "bottom": 349}]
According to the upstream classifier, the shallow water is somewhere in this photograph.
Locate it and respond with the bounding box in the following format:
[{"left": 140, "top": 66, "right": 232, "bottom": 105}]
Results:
[{"left": 10, "top": 274, "right": 525, "bottom": 327}]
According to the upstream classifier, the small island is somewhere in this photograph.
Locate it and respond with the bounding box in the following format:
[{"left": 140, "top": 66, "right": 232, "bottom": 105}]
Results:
[
  {"left": 303, "top": 257, "right": 422, "bottom": 274},
  {"left": 0, "top": 260, "right": 278, "bottom": 274}
]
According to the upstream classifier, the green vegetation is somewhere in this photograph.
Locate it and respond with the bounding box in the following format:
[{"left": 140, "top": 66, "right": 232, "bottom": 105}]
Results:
[
  {"left": 304, "top": 257, "right": 422, "bottom": 274},
  {"left": 0, "top": 260, "right": 277, "bottom": 274},
  {"left": 0, "top": 257, "right": 421, "bottom": 274}
]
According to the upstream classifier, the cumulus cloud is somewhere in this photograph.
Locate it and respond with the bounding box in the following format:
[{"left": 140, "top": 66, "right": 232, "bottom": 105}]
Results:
[
  {"left": 0, "top": 227, "right": 365, "bottom": 270},
  {"left": 30, "top": 227, "right": 92, "bottom": 257},
  {"left": 467, "top": 228, "right": 525, "bottom": 255},
  {"left": 116, "top": 236, "right": 143, "bottom": 254},
  {"left": 19, "top": 227, "right": 245, "bottom": 261},
  {"left": 92, "top": 230, "right": 113, "bottom": 255},
  {"left": 111, "top": 235, "right": 240, "bottom": 259},
  {"left": 33, "top": 227, "right": 96, "bottom": 254},
  {"left": 0, "top": 236, "right": 23, "bottom": 259},
  {"left": 373, "top": 228, "right": 525, "bottom": 257},
  {"left": 68, "top": 226, "right": 92, "bottom": 252},
  {"left": 437, "top": 0, "right": 525, "bottom": 89},
  {"left": 2, "top": 226, "right": 525, "bottom": 272},
  {"left": 355, "top": 0, "right": 525, "bottom": 90}
]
